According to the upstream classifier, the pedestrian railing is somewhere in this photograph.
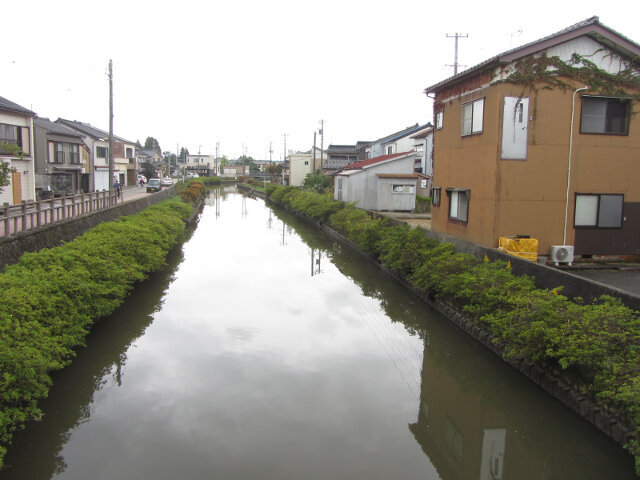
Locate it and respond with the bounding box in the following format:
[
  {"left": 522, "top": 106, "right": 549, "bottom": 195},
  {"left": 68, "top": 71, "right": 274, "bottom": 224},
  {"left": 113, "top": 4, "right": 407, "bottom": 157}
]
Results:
[{"left": 1, "top": 190, "right": 121, "bottom": 237}]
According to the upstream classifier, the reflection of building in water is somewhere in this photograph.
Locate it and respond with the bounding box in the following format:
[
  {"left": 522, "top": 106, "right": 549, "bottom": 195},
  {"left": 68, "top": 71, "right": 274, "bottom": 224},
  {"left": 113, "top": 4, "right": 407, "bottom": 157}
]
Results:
[
  {"left": 409, "top": 339, "right": 546, "bottom": 480},
  {"left": 310, "top": 248, "right": 322, "bottom": 276}
]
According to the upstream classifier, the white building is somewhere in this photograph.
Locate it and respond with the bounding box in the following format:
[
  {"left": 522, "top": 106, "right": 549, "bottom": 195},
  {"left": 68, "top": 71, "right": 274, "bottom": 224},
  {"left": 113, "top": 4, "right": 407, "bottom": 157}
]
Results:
[
  {"left": 334, "top": 152, "right": 418, "bottom": 211},
  {"left": 0, "top": 96, "right": 36, "bottom": 204}
]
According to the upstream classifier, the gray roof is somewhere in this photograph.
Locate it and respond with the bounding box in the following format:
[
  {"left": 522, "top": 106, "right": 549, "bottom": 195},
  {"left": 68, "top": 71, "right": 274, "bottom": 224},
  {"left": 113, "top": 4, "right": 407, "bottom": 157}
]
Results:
[
  {"left": 323, "top": 157, "right": 354, "bottom": 169},
  {"left": 34, "top": 117, "right": 85, "bottom": 138},
  {"left": 57, "top": 118, "right": 136, "bottom": 144},
  {"left": 0, "top": 95, "right": 36, "bottom": 116},
  {"left": 426, "top": 16, "right": 640, "bottom": 94},
  {"left": 327, "top": 144, "right": 357, "bottom": 154}
]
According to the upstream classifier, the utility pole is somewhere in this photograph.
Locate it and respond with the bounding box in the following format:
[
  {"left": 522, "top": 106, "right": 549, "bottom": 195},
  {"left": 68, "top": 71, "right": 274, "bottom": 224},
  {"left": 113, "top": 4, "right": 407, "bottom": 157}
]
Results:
[
  {"left": 313, "top": 131, "right": 317, "bottom": 172},
  {"left": 319, "top": 119, "right": 325, "bottom": 170},
  {"left": 108, "top": 59, "right": 114, "bottom": 191},
  {"left": 269, "top": 141, "right": 273, "bottom": 162},
  {"left": 446, "top": 33, "right": 468, "bottom": 75},
  {"left": 282, "top": 133, "right": 288, "bottom": 185}
]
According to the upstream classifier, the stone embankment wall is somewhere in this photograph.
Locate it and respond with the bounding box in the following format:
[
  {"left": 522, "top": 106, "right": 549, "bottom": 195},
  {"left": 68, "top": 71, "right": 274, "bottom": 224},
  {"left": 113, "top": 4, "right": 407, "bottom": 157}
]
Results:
[{"left": 0, "top": 186, "right": 177, "bottom": 270}]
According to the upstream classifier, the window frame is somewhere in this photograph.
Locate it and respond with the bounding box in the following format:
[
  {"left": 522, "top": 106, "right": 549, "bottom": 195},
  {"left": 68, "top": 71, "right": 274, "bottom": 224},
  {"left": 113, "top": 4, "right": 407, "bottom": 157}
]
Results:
[
  {"left": 70, "top": 144, "right": 80, "bottom": 164},
  {"left": 446, "top": 188, "right": 470, "bottom": 222},
  {"left": 435, "top": 110, "right": 444, "bottom": 130},
  {"left": 53, "top": 143, "right": 65, "bottom": 163},
  {"left": 391, "top": 184, "right": 415, "bottom": 194},
  {"left": 461, "top": 98, "right": 484, "bottom": 137},
  {"left": 0, "top": 123, "right": 21, "bottom": 154},
  {"left": 432, "top": 187, "right": 441, "bottom": 206},
  {"left": 580, "top": 96, "right": 630, "bottom": 135},
  {"left": 96, "top": 146, "right": 108, "bottom": 158},
  {"left": 574, "top": 193, "right": 624, "bottom": 229}
]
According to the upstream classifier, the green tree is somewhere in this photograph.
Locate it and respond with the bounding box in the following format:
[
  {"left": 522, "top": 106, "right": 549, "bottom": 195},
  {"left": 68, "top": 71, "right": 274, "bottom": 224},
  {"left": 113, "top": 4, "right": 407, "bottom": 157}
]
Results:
[
  {"left": 266, "top": 162, "right": 282, "bottom": 177},
  {"left": 303, "top": 171, "right": 330, "bottom": 193},
  {"left": 0, "top": 143, "right": 22, "bottom": 193},
  {"left": 179, "top": 147, "right": 189, "bottom": 163},
  {"left": 219, "top": 156, "right": 230, "bottom": 169},
  {"left": 144, "top": 137, "right": 162, "bottom": 153},
  {"left": 139, "top": 162, "right": 156, "bottom": 180}
]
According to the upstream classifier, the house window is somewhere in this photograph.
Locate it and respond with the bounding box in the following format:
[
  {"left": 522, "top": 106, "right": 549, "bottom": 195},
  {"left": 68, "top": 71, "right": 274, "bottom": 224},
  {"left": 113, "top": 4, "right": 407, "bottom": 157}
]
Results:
[
  {"left": 432, "top": 187, "right": 441, "bottom": 206},
  {"left": 414, "top": 144, "right": 424, "bottom": 155},
  {"left": 461, "top": 98, "right": 484, "bottom": 136},
  {"left": 125, "top": 147, "right": 134, "bottom": 159},
  {"left": 336, "top": 177, "right": 343, "bottom": 201},
  {"left": 446, "top": 188, "right": 469, "bottom": 222},
  {"left": 387, "top": 145, "right": 395, "bottom": 155},
  {"left": 53, "top": 143, "right": 65, "bottom": 163},
  {"left": 304, "top": 160, "right": 309, "bottom": 165},
  {"left": 435, "top": 111, "right": 444, "bottom": 130},
  {"left": 581, "top": 97, "right": 630, "bottom": 135},
  {"left": 70, "top": 144, "right": 80, "bottom": 164},
  {"left": 96, "top": 146, "right": 108, "bottom": 158},
  {"left": 575, "top": 194, "right": 623, "bottom": 228},
  {"left": 392, "top": 184, "right": 415, "bottom": 194},
  {"left": 0, "top": 123, "right": 20, "bottom": 154}
]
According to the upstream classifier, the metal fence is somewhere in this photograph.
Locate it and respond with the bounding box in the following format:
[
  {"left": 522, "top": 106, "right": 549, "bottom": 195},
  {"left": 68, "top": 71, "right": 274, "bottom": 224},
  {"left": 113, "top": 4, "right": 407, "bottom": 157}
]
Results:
[{"left": 1, "top": 191, "right": 121, "bottom": 237}]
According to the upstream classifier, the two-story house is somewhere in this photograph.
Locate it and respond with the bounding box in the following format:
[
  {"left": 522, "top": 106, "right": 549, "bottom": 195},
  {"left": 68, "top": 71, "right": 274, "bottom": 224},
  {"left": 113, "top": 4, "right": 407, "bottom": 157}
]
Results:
[
  {"left": 0, "top": 96, "right": 36, "bottom": 204},
  {"left": 363, "top": 123, "right": 427, "bottom": 159},
  {"left": 57, "top": 119, "right": 137, "bottom": 190},
  {"left": 288, "top": 147, "right": 324, "bottom": 187},
  {"left": 425, "top": 16, "right": 640, "bottom": 260},
  {"left": 33, "top": 117, "right": 90, "bottom": 198}
]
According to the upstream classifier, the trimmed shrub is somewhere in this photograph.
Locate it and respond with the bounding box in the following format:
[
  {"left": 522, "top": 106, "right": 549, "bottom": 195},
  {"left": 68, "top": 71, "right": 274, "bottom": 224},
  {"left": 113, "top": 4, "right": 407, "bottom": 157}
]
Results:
[{"left": 0, "top": 197, "right": 193, "bottom": 466}]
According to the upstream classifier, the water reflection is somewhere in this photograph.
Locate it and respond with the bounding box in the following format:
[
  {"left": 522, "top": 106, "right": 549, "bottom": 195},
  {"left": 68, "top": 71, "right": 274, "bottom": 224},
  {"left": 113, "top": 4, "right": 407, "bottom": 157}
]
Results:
[
  {"left": 2, "top": 190, "right": 636, "bottom": 479},
  {"left": 0, "top": 237, "right": 190, "bottom": 479},
  {"left": 269, "top": 203, "right": 637, "bottom": 479}
]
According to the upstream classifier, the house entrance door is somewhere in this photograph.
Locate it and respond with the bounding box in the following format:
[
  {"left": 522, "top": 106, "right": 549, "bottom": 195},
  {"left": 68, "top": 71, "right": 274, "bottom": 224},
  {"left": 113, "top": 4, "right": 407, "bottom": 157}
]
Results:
[{"left": 11, "top": 171, "right": 21, "bottom": 204}]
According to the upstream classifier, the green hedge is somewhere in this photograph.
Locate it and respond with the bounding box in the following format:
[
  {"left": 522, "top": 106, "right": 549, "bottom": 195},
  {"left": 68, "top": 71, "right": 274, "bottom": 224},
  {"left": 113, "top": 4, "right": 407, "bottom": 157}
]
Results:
[
  {"left": 267, "top": 185, "right": 640, "bottom": 472},
  {"left": 0, "top": 198, "right": 193, "bottom": 465}
]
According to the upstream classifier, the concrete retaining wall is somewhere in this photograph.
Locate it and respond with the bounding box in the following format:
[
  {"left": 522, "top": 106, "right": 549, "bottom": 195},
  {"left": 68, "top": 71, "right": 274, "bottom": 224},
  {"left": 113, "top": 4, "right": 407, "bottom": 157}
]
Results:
[
  {"left": 375, "top": 214, "right": 640, "bottom": 312},
  {"left": 0, "top": 186, "right": 177, "bottom": 270}
]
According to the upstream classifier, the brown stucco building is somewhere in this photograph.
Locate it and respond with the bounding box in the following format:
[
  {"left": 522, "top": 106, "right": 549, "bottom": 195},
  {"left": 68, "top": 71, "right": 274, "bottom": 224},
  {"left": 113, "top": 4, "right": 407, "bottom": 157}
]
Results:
[{"left": 426, "top": 17, "right": 640, "bottom": 259}]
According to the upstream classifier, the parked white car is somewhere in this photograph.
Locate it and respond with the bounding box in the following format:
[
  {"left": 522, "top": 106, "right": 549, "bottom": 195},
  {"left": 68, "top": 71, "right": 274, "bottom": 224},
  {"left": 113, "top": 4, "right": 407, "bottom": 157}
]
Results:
[{"left": 161, "top": 177, "right": 173, "bottom": 186}]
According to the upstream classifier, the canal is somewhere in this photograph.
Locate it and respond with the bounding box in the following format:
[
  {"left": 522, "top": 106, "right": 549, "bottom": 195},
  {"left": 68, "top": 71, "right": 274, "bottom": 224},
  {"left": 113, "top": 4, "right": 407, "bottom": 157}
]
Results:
[{"left": 1, "top": 187, "right": 635, "bottom": 479}]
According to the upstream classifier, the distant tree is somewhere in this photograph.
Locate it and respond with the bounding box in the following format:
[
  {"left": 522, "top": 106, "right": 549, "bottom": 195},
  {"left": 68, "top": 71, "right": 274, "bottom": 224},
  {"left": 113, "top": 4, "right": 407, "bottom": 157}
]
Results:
[
  {"left": 219, "top": 156, "right": 230, "bottom": 168},
  {"left": 144, "top": 137, "right": 162, "bottom": 153},
  {"left": 303, "top": 171, "right": 331, "bottom": 193},
  {"left": 139, "top": 161, "right": 156, "bottom": 180},
  {"left": 179, "top": 147, "right": 189, "bottom": 163},
  {"left": 135, "top": 139, "right": 143, "bottom": 148},
  {"left": 163, "top": 151, "right": 177, "bottom": 165},
  {"left": 266, "top": 162, "right": 282, "bottom": 178}
]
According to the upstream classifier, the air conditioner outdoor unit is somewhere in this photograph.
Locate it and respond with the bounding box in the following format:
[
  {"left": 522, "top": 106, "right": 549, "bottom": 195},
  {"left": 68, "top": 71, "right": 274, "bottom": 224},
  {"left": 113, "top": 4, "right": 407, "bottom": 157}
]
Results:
[{"left": 550, "top": 245, "right": 574, "bottom": 265}]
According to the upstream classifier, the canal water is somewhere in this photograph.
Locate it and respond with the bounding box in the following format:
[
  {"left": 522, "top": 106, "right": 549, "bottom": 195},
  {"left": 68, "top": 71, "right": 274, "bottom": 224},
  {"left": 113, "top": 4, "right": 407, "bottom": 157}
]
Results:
[{"left": 1, "top": 187, "right": 635, "bottom": 479}]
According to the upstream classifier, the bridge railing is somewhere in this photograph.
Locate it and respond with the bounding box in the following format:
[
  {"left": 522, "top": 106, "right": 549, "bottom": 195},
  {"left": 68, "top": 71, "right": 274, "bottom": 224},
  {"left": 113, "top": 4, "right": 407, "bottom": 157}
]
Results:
[{"left": 1, "top": 190, "right": 121, "bottom": 237}]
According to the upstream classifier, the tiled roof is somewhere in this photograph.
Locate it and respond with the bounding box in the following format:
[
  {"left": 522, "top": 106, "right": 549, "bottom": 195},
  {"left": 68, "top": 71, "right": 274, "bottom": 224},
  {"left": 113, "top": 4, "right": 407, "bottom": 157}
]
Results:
[
  {"left": 323, "top": 157, "right": 353, "bottom": 169},
  {"left": 344, "top": 152, "right": 412, "bottom": 170},
  {"left": 34, "top": 117, "right": 84, "bottom": 137},
  {"left": 0, "top": 96, "right": 35, "bottom": 116},
  {"left": 327, "top": 144, "right": 357, "bottom": 154},
  {"left": 425, "top": 16, "right": 640, "bottom": 93},
  {"left": 56, "top": 118, "right": 136, "bottom": 144},
  {"left": 57, "top": 118, "right": 109, "bottom": 140}
]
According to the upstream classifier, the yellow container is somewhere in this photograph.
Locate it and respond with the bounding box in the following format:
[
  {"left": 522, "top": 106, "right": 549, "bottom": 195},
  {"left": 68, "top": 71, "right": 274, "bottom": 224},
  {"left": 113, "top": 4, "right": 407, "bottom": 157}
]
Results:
[{"left": 498, "top": 236, "right": 538, "bottom": 262}]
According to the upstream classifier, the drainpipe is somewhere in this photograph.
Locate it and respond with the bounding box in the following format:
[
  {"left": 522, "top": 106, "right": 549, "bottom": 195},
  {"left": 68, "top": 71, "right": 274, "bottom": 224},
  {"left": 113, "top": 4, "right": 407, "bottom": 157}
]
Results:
[{"left": 563, "top": 85, "right": 589, "bottom": 246}]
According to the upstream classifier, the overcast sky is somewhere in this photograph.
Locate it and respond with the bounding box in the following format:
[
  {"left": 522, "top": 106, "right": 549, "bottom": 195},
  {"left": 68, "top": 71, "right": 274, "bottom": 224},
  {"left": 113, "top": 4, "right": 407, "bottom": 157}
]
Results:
[{"left": 2, "top": 1, "right": 637, "bottom": 160}]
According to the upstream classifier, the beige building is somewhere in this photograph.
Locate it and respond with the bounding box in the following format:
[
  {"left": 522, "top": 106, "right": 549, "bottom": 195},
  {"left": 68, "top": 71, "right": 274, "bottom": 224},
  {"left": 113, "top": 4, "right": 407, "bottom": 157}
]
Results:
[{"left": 426, "top": 17, "right": 640, "bottom": 259}]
